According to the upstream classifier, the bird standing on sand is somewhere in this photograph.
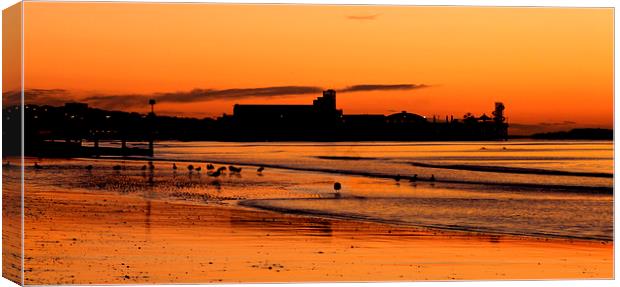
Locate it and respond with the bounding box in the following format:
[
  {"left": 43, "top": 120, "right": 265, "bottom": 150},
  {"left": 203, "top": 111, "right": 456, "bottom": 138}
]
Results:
[
  {"left": 148, "top": 161, "right": 155, "bottom": 170},
  {"left": 187, "top": 164, "right": 194, "bottom": 172},
  {"left": 229, "top": 165, "right": 242, "bottom": 173},
  {"left": 209, "top": 169, "right": 221, "bottom": 177},
  {"left": 394, "top": 174, "right": 401, "bottom": 182},
  {"left": 410, "top": 174, "right": 418, "bottom": 182},
  {"left": 172, "top": 163, "right": 178, "bottom": 170},
  {"left": 333, "top": 182, "right": 342, "bottom": 199},
  {"left": 206, "top": 164, "right": 214, "bottom": 170},
  {"left": 85, "top": 165, "right": 93, "bottom": 171},
  {"left": 257, "top": 166, "right": 265, "bottom": 173},
  {"left": 430, "top": 174, "right": 436, "bottom": 182},
  {"left": 195, "top": 166, "right": 202, "bottom": 172},
  {"left": 34, "top": 162, "right": 43, "bottom": 169}
]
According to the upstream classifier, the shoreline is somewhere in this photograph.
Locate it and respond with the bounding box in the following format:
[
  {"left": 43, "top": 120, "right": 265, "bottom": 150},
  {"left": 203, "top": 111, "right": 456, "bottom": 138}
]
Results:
[
  {"left": 23, "top": 186, "right": 613, "bottom": 284},
  {"left": 11, "top": 155, "right": 614, "bottom": 283},
  {"left": 85, "top": 156, "right": 614, "bottom": 194},
  {"left": 22, "top": 156, "right": 615, "bottom": 241},
  {"left": 239, "top": 198, "right": 613, "bottom": 242}
]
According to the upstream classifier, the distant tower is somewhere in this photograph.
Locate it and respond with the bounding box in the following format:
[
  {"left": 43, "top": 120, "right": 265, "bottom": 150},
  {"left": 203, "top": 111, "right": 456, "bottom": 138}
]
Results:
[
  {"left": 149, "top": 99, "right": 156, "bottom": 115},
  {"left": 313, "top": 89, "right": 337, "bottom": 111},
  {"left": 492, "top": 102, "right": 508, "bottom": 140},
  {"left": 492, "top": 102, "right": 505, "bottom": 123},
  {"left": 147, "top": 99, "right": 157, "bottom": 156}
]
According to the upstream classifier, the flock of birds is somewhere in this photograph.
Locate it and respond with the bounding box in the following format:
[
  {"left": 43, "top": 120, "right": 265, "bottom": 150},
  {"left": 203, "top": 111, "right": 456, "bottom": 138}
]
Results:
[
  {"left": 26, "top": 160, "right": 438, "bottom": 199},
  {"left": 392, "top": 173, "right": 434, "bottom": 183},
  {"left": 28, "top": 160, "right": 264, "bottom": 177},
  {"left": 57, "top": 160, "right": 266, "bottom": 178},
  {"left": 330, "top": 173, "right": 435, "bottom": 198}
]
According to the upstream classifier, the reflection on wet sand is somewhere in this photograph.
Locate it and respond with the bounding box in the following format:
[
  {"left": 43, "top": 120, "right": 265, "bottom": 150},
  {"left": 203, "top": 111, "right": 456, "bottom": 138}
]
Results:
[
  {"left": 229, "top": 213, "right": 334, "bottom": 237},
  {"left": 11, "top": 156, "right": 615, "bottom": 284},
  {"left": 23, "top": 186, "right": 612, "bottom": 284},
  {"left": 2, "top": 158, "right": 22, "bottom": 284}
]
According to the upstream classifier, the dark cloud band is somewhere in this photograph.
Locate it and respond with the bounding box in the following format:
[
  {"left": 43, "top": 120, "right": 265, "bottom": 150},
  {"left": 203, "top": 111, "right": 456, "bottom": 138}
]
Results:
[
  {"left": 338, "top": 84, "right": 428, "bottom": 93},
  {"left": 5, "top": 83, "right": 428, "bottom": 110}
]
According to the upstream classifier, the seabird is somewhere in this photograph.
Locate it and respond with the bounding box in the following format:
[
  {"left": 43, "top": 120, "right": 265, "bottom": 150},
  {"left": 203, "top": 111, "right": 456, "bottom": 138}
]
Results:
[
  {"left": 209, "top": 169, "right": 221, "bottom": 177},
  {"left": 172, "top": 163, "right": 178, "bottom": 170},
  {"left": 257, "top": 166, "right": 265, "bottom": 173},
  {"left": 333, "top": 182, "right": 342, "bottom": 199},
  {"left": 187, "top": 164, "right": 194, "bottom": 172},
  {"left": 206, "top": 164, "right": 215, "bottom": 170},
  {"left": 34, "top": 162, "right": 43, "bottom": 169},
  {"left": 228, "top": 165, "right": 242, "bottom": 173}
]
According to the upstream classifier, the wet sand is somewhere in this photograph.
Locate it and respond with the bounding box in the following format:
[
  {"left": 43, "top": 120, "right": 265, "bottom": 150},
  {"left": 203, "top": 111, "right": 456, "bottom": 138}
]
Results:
[
  {"left": 23, "top": 184, "right": 613, "bottom": 284},
  {"left": 2, "top": 157, "right": 22, "bottom": 285}
]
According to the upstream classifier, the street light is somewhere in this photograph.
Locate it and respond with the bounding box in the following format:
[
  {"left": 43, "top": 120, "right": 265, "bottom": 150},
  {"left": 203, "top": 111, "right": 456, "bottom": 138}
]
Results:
[{"left": 148, "top": 99, "right": 156, "bottom": 114}]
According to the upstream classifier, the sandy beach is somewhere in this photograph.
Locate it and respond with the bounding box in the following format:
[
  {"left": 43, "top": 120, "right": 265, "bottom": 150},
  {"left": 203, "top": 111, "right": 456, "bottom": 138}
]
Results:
[
  {"left": 7, "top": 156, "right": 613, "bottom": 284},
  {"left": 23, "top": 185, "right": 613, "bottom": 284}
]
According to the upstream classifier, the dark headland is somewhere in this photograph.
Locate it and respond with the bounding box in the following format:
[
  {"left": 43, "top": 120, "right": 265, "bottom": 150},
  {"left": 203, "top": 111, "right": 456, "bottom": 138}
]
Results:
[{"left": 530, "top": 128, "right": 613, "bottom": 140}]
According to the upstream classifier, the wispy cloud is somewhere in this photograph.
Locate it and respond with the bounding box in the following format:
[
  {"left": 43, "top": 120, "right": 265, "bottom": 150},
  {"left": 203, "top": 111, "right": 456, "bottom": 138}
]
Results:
[
  {"left": 82, "top": 94, "right": 152, "bottom": 110},
  {"left": 156, "top": 86, "right": 323, "bottom": 103},
  {"left": 347, "top": 14, "right": 380, "bottom": 20},
  {"left": 539, "top": 121, "right": 577, "bottom": 126},
  {"left": 3, "top": 89, "right": 70, "bottom": 106},
  {"left": 82, "top": 86, "right": 324, "bottom": 109},
  {"left": 338, "top": 84, "right": 428, "bottom": 93},
  {"left": 6, "top": 83, "right": 429, "bottom": 110}
]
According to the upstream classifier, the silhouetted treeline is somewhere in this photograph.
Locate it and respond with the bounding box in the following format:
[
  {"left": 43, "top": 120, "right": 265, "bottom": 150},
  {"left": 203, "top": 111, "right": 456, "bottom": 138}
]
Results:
[{"left": 531, "top": 128, "right": 613, "bottom": 140}]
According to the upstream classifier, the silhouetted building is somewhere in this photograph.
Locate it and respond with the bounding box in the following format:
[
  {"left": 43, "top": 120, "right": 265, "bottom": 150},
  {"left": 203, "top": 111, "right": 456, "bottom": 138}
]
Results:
[
  {"left": 8, "top": 89, "right": 510, "bottom": 147},
  {"left": 232, "top": 89, "right": 343, "bottom": 131},
  {"left": 342, "top": 114, "right": 386, "bottom": 127},
  {"left": 227, "top": 89, "right": 507, "bottom": 141},
  {"left": 386, "top": 111, "right": 427, "bottom": 125}
]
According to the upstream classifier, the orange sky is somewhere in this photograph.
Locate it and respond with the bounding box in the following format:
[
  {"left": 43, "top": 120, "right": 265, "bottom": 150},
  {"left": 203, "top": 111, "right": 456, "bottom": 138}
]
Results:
[{"left": 11, "top": 3, "right": 615, "bottom": 133}]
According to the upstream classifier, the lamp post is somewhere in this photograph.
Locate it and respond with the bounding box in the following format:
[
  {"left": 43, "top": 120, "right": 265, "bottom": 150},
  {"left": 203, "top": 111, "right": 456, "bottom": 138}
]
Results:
[
  {"left": 149, "top": 99, "right": 156, "bottom": 115},
  {"left": 147, "top": 99, "right": 156, "bottom": 156}
]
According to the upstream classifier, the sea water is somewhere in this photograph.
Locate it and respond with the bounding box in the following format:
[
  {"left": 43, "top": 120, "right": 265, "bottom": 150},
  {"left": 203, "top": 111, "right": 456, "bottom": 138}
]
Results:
[
  {"left": 153, "top": 140, "right": 613, "bottom": 240},
  {"left": 20, "top": 140, "right": 614, "bottom": 240}
]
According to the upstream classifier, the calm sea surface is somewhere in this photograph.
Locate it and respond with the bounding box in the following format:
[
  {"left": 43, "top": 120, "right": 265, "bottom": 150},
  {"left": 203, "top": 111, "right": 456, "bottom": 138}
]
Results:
[
  {"left": 25, "top": 140, "right": 615, "bottom": 240},
  {"left": 153, "top": 140, "right": 613, "bottom": 240},
  {"left": 155, "top": 140, "right": 613, "bottom": 188}
]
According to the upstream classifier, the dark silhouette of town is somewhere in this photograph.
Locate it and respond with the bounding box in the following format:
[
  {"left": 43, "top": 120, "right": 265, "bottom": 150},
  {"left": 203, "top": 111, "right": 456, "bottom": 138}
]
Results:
[{"left": 4, "top": 89, "right": 510, "bottom": 157}]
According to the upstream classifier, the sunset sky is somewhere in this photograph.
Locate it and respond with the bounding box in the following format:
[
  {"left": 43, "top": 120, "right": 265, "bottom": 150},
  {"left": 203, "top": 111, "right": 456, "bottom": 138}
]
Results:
[{"left": 7, "top": 2, "right": 614, "bottom": 134}]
